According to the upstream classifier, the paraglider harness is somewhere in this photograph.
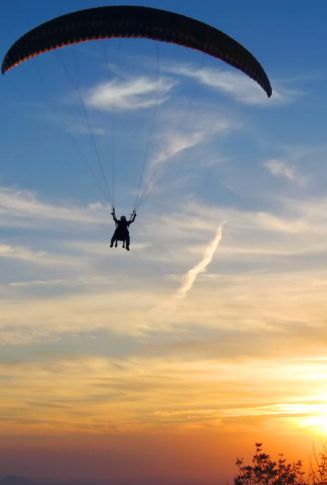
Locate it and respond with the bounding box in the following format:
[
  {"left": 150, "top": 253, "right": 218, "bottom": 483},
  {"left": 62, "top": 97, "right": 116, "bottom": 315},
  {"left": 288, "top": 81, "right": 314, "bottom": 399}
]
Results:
[{"left": 110, "top": 208, "right": 136, "bottom": 250}]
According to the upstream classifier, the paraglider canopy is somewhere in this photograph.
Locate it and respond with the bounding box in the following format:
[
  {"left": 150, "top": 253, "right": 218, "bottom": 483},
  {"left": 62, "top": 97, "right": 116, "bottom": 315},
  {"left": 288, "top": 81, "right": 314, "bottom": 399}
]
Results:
[{"left": 1, "top": 5, "right": 272, "bottom": 97}]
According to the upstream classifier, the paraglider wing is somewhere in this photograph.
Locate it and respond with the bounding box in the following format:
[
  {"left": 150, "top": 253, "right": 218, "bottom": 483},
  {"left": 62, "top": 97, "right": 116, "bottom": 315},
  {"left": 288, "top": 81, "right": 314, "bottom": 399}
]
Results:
[{"left": 1, "top": 6, "right": 272, "bottom": 97}]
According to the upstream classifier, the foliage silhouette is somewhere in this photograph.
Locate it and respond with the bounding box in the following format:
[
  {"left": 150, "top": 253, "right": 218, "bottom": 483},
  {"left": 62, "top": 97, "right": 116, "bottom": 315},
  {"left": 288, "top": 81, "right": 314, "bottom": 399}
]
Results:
[
  {"left": 309, "top": 447, "right": 327, "bottom": 485},
  {"left": 234, "top": 443, "right": 305, "bottom": 485}
]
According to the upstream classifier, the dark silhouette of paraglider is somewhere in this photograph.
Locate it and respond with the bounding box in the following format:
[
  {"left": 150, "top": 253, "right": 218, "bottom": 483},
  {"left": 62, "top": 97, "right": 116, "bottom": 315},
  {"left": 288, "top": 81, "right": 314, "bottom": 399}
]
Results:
[{"left": 110, "top": 208, "right": 136, "bottom": 251}]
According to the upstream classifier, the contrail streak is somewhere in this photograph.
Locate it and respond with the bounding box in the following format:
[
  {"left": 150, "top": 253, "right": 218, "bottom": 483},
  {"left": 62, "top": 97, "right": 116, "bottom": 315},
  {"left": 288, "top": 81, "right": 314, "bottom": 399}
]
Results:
[{"left": 175, "top": 223, "right": 224, "bottom": 300}]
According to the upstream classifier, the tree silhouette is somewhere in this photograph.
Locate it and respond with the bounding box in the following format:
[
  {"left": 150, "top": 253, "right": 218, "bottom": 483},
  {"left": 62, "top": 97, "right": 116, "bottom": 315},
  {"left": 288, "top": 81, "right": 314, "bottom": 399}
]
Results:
[
  {"left": 309, "top": 447, "right": 327, "bottom": 485},
  {"left": 234, "top": 443, "right": 305, "bottom": 485}
]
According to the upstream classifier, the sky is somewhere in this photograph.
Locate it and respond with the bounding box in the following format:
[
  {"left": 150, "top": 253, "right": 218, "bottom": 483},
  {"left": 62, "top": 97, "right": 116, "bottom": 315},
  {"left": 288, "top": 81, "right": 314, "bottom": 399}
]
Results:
[{"left": 1, "top": 0, "right": 327, "bottom": 484}]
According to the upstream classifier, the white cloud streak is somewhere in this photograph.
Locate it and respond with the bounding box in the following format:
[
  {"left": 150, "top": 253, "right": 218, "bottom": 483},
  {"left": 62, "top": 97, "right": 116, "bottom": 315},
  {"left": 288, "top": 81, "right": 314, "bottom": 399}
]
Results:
[
  {"left": 150, "top": 112, "right": 231, "bottom": 169},
  {"left": 165, "top": 64, "right": 296, "bottom": 105},
  {"left": 264, "top": 158, "right": 298, "bottom": 181},
  {"left": 84, "top": 76, "right": 174, "bottom": 111},
  {"left": 0, "top": 244, "right": 76, "bottom": 267},
  {"left": 0, "top": 186, "right": 106, "bottom": 227},
  {"left": 152, "top": 131, "right": 205, "bottom": 167},
  {"left": 174, "top": 223, "right": 224, "bottom": 300}
]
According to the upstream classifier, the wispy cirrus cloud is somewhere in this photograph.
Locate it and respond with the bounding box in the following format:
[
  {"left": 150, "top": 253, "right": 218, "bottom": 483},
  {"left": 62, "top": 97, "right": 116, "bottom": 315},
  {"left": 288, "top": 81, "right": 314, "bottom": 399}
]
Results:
[
  {"left": 264, "top": 158, "right": 299, "bottom": 181},
  {"left": 151, "top": 130, "right": 205, "bottom": 167},
  {"left": 0, "top": 186, "right": 106, "bottom": 227},
  {"left": 135, "top": 110, "right": 233, "bottom": 200},
  {"left": 165, "top": 64, "right": 298, "bottom": 105},
  {"left": 84, "top": 76, "right": 174, "bottom": 111},
  {"left": 154, "top": 114, "right": 231, "bottom": 166},
  {"left": 0, "top": 243, "right": 77, "bottom": 267}
]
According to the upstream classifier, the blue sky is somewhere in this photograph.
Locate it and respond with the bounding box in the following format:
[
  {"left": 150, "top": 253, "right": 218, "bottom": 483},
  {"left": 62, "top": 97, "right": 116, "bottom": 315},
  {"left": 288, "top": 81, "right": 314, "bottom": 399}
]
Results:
[{"left": 1, "top": 1, "right": 327, "bottom": 483}]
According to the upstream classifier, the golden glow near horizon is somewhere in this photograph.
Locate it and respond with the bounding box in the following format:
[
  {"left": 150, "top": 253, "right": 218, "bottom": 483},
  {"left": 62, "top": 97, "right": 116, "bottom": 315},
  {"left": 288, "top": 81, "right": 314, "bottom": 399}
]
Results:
[{"left": 1, "top": 349, "right": 327, "bottom": 438}]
